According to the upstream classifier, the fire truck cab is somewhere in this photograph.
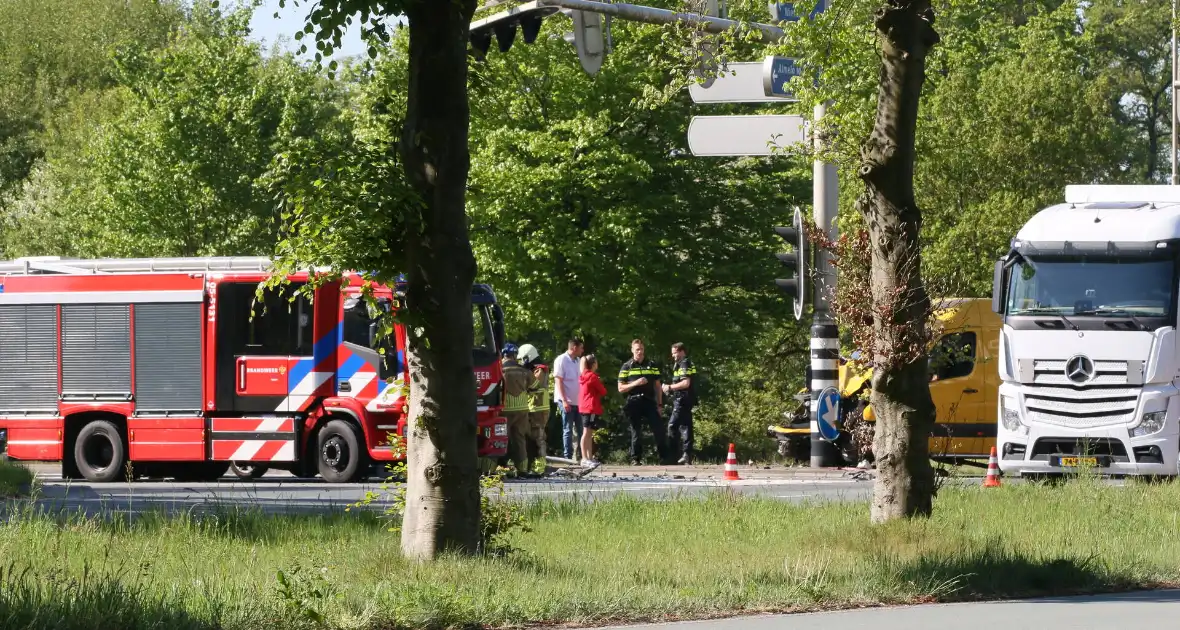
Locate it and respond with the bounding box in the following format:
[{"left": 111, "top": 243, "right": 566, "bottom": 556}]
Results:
[{"left": 0, "top": 256, "right": 509, "bottom": 483}]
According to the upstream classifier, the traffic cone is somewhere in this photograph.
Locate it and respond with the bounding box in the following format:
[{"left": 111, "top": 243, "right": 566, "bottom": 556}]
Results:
[
  {"left": 723, "top": 443, "right": 741, "bottom": 481},
  {"left": 983, "top": 446, "right": 1001, "bottom": 488}
]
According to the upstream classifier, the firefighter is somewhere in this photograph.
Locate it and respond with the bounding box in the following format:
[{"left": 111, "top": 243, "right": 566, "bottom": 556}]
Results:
[
  {"left": 662, "top": 342, "right": 698, "bottom": 465},
  {"left": 618, "top": 338, "right": 670, "bottom": 466},
  {"left": 500, "top": 342, "right": 533, "bottom": 476},
  {"left": 517, "top": 343, "right": 549, "bottom": 476}
]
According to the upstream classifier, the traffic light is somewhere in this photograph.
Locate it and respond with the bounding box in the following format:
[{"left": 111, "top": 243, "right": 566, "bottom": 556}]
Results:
[
  {"left": 773, "top": 207, "right": 809, "bottom": 320},
  {"left": 469, "top": 5, "right": 559, "bottom": 60},
  {"left": 469, "top": 1, "right": 608, "bottom": 75}
]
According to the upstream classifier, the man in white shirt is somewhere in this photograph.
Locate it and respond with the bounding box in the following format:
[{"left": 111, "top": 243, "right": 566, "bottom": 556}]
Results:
[{"left": 552, "top": 338, "right": 584, "bottom": 460}]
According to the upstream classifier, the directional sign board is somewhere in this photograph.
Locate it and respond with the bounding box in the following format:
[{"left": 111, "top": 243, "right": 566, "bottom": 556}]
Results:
[
  {"left": 762, "top": 56, "right": 802, "bottom": 99},
  {"left": 768, "top": 0, "right": 829, "bottom": 22},
  {"left": 689, "top": 62, "right": 797, "bottom": 103},
  {"left": 687, "top": 115, "right": 807, "bottom": 156},
  {"left": 815, "top": 386, "right": 841, "bottom": 442}
]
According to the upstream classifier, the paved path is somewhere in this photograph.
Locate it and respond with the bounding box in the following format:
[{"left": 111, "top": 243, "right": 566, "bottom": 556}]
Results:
[{"left": 586, "top": 590, "right": 1180, "bottom": 630}]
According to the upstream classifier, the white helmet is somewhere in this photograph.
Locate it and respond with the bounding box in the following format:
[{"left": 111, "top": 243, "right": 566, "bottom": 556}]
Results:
[{"left": 517, "top": 343, "right": 540, "bottom": 364}]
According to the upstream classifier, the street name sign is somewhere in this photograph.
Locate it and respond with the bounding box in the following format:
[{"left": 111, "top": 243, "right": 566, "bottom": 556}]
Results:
[
  {"left": 762, "top": 56, "right": 802, "bottom": 98},
  {"left": 686, "top": 114, "right": 807, "bottom": 156},
  {"left": 768, "top": 0, "right": 828, "bottom": 22},
  {"left": 689, "top": 61, "right": 797, "bottom": 103}
]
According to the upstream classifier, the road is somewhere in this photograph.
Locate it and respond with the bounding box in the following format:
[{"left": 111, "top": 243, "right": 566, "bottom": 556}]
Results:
[
  {"left": 586, "top": 590, "right": 1180, "bottom": 630},
  {"left": 13, "top": 461, "right": 890, "bottom": 516}
]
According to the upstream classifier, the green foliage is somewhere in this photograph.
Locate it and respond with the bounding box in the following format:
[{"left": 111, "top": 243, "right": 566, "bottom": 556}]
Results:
[
  {"left": 5, "top": 483, "right": 1180, "bottom": 627},
  {"left": 0, "top": 0, "right": 184, "bottom": 202},
  {"left": 1, "top": 3, "right": 343, "bottom": 259},
  {"left": 767, "top": 0, "right": 1169, "bottom": 298},
  {"left": 0, "top": 459, "right": 34, "bottom": 497}
]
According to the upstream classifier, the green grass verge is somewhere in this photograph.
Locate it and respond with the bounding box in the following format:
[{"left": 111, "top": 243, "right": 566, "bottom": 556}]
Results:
[
  {"left": 3, "top": 479, "right": 1180, "bottom": 629},
  {"left": 0, "top": 459, "right": 33, "bottom": 497}
]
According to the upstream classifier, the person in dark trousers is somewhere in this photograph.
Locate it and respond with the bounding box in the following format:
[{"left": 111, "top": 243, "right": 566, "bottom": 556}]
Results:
[
  {"left": 662, "top": 342, "right": 697, "bottom": 465},
  {"left": 617, "top": 338, "right": 669, "bottom": 466}
]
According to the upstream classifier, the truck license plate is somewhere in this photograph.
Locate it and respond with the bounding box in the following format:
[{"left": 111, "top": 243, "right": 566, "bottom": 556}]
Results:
[{"left": 1053, "top": 456, "right": 1099, "bottom": 467}]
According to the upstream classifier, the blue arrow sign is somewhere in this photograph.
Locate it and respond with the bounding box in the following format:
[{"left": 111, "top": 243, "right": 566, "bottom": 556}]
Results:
[
  {"left": 762, "top": 56, "right": 803, "bottom": 98},
  {"left": 815, "top": 386, "right": 841, "bottom": 442},
  {"left": 768, "top": 0, "right": 829, "bottom": 23}
]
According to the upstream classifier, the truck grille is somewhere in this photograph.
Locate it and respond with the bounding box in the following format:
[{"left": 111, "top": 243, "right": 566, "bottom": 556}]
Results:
[
  {"left": 1032, "top": 359, "right": 1133, "bottom": 386},
  {"left": 1023, "top": 386, "right": 1138, "bottom": 429}
]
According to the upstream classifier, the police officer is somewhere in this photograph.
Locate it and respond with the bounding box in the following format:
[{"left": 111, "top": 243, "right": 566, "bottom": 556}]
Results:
[
  {"left": 500, "top": 342, "right": 533, "bottom": 476},
  {"left": 662, "top": 342, "right": 697, "bottom": 465},
  {"left": 618, "top": 338, "right": 670, "bottom": 466},
  {"left": 517, "top": 343, "right": 549, "bottom": 476}
]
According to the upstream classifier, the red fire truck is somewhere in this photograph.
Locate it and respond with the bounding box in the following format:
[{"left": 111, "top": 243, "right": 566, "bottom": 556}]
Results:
[{"left": 0, "top": 256, "right": 509, "bottom": 483}]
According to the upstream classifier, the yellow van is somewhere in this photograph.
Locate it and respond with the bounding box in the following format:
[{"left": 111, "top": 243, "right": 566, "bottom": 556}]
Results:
[{"left": 769, "top": 298, "right": 1001, "bottom": 464}]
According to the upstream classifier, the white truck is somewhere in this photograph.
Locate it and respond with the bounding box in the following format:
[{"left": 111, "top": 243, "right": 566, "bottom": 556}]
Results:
[{"left": 992, "top": 185, "right": 1180, "bottom": 477}]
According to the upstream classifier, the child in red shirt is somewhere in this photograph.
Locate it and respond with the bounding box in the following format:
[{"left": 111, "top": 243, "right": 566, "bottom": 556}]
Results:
[{"left": 578, "top": 355, "right": 606, "bottom": 467}]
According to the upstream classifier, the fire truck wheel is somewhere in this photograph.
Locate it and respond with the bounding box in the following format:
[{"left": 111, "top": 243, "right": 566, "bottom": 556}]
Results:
[
  {"left": 74, "top": 419, "right": 127, "bottom": 483},
  {"left": 229, "top": 461, "right": 268, "bottom": 479},
  {"left": 317, "top": 419, "right": 366, "bottom": 483}
]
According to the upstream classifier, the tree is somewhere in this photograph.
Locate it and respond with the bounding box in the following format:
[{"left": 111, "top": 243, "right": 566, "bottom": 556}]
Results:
[
  {"left": 285, "top": 0, "right": 484, "bottom": 559},
  {"left": 856, "top": 0, "right": 940, "bottom": 522},
  {"left": 0, "top": 0, "right": 183, "bottom": 203},
  {"left": 2, "top": 4, "right": 341, "bottom": 259},
  {"left": 464, "top": 7, "right": 806, "bottom": 380}
]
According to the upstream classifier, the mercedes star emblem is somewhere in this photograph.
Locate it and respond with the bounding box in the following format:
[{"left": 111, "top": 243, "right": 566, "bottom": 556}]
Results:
[{"left": 1064, "top": 355, "right": 1095, "bottom": 384}]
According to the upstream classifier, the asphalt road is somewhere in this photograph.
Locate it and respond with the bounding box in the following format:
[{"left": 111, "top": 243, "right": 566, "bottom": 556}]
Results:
[
  {"left": 587, "top": 590, "right": 1180, "bottom": 630},
  {"left": 13, "top": 462, "right": 885, "bottom": 516}
]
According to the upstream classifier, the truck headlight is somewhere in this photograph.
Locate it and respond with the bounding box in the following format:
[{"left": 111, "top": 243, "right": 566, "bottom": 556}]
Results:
[
  {"left": 1001, "top": 397, "right": 1026, "bottom": 434},
  {"left": 494, "top": 423, "right": 508, "bottom": 437},
  {"left": 1130, "top": 411, "right": 1166, "bottom": 438}
]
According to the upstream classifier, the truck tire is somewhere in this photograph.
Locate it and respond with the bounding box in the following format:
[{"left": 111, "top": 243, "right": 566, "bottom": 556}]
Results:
[
  {"left": 317, "top": 419, "right": 366, "bottom": 483},
  {"left": 74, "top": 419, "right": 126, "bottom": 483},
  {"left": 229, "top": 461, "right": 269, "bottom": 480}
]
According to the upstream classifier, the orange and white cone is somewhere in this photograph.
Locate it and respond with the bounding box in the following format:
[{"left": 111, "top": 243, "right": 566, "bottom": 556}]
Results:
[
  {"left": 723, "top": 443, "right": 741, "bottom": 481},
  {"left": 983, "top": 446, "right": 1001, "bottom": 488}
]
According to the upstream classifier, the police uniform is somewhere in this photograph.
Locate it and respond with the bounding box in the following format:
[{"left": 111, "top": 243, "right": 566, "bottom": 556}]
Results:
[
  {"left": 668, "top": 356, "right": 698, "bottom": 464},
  {"left": 618, "top": 357, "right": 670, "bottom": 465}
]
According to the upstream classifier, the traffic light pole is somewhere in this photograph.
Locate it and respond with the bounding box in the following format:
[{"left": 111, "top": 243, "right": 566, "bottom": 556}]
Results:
[
  {"left": 471, "top": 0, "right": 785, "bottom": 42},
  {"left": 809, "top": 100, "right": 842, "bottom": 468}
]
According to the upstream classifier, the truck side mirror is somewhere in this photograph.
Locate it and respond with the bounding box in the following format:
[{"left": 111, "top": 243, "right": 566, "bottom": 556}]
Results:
[
  {"left": 368, "top": 322, "right": 378, "bottom": 348},
  {"left": 492, "top": 304, "right": 506, "bottom": 351},
  {"left": 991, "top": 259, "right": 1006, "bottom": 314}
]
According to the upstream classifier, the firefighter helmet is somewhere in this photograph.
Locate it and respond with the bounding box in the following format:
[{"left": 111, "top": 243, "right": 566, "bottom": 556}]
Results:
[
  {"left": 502, "top": 342, "right": 518, "bottom": 357},
  {"left": 517, "top": 343, "right": 540, "bottom": 364}
]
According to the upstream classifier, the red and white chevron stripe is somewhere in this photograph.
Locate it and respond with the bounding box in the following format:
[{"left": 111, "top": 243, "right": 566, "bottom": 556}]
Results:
[
  {"left": 211, "top": 439, "right": 296, "bottom": 462},
  {"left": 210, "top": 417, "right": 295, "bottom": 433}
]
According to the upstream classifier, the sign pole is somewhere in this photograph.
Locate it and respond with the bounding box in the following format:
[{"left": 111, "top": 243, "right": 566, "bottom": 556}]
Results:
[{"left": 810, "top": 99, "right": 842, "bottom": 467}]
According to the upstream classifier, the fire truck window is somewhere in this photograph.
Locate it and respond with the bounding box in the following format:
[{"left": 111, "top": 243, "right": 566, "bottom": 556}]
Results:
[
  {"left": 221, "top": 282, "right": 314, "bottom": 356},
  {"left": 343, "top": 299, "right": 373, "bottom": 347},
  {"left": 343, "top": 298, "right": 397, "bottom": 378},
  {"left": 929, "top": 332, "right": 977, "bottom": 380}
]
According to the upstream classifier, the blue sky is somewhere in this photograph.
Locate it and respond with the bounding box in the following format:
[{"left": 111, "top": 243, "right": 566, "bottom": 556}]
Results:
[{"left": 246, "top": 0, "right": 367, "bottom": 61}]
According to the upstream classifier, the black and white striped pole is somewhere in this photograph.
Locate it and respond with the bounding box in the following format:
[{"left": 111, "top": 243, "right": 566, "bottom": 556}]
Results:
[{"left": 809, "top": 100, "right": 842, "bottom": 467}]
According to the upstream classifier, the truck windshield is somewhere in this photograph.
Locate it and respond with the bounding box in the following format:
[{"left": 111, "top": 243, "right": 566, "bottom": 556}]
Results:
[
  {"left": 1007, "top": 257, "right": 1176, "bottom": 319},
  {"left": 473, "top": 304, "right": 497, "bottom": 364}
]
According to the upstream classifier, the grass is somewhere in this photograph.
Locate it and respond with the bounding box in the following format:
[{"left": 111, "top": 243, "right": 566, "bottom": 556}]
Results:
[
  {"left": 0, "top": 459, "right": 33, "bottom": 497},
  {"left": 3, "top": 478, "right": 1180, "bottom": 629}
]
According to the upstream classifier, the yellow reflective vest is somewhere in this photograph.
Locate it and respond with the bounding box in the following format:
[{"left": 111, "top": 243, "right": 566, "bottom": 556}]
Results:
[
  {"left": 528, "top": 365, "right": 551, "bottom": 413},
  {"left": 502, "top": 359, "right": 532, "bottom": 413}
]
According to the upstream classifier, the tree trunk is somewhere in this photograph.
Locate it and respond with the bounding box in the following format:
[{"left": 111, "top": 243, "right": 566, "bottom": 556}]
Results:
[
  {"left": 398, "top": 0, "right": 482, "bottom": 560},
  {"left": 857, "top": 0, "right": 940, "bottom": 524}
]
